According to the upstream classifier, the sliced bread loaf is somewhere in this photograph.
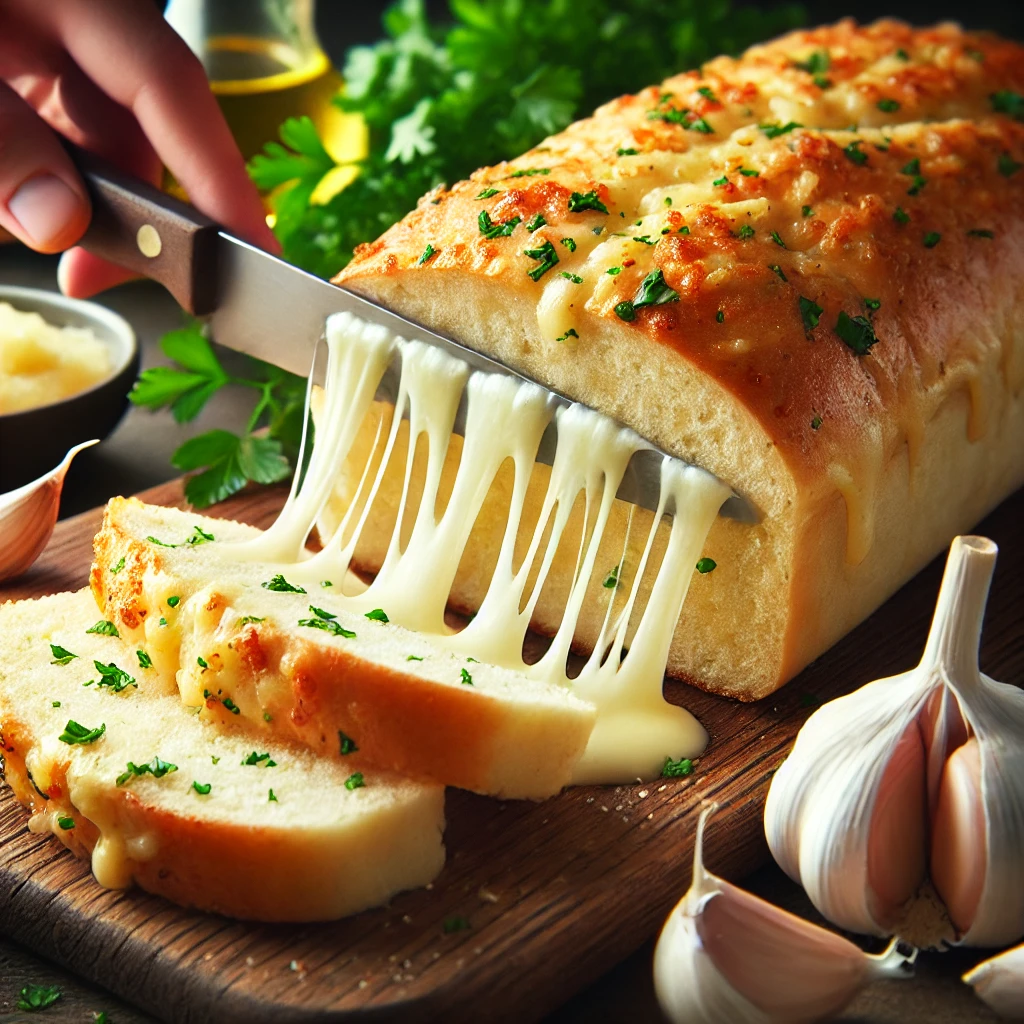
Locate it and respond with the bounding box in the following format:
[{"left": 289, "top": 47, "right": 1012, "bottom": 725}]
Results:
[
  {"left": 91, "top": 497, "right": 597, "bottom": 799},
  {"left": 0, "top": 589, "right": 446, "bottom": 921}
]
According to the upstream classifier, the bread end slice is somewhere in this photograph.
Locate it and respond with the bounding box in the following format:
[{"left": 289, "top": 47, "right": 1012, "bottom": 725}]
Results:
[{"left": 0, "top": 590, "right": 445, "bottom": 921}]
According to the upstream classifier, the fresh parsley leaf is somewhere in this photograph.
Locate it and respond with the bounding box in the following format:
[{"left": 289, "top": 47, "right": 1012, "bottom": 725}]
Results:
[
  {"left": 59, "top": 720, "right": 105, "bottom": 745},
  {"left": 524, "top": 240, "right": 559, "bottom": 280},
  {"left": 715, "top": 309, "right": 725, "bottom": 323},
  {"left": 661, "top": 756, "right": 694, "bottom": 778},
  {"left": 865, "top": 298, "right": 882, "bottom": 311},
  {"left": 991, "top": 91, "right": 1024, "bottom": 120},
  {"left": 633, "top": 269, "right": 679, "bottom": 309},
  {"left": 262, "top": 574, "right": 306, "bottom": 593},
  {"left": 802, "top": 205, "right": 814, "bottom": 217},
  {"left": 478, "top": 210, "right": 521, "bottom": 238},
  {"left": 172, "top": 430, "right": 291, "bottom": 509},
  {"left": 877, "top": 98, "right": 900, "bottom": 112},
  {"left": 603, "top": 564, "right": 620, "bottom": 589},
  {"left": 57, "top": 815, "right": 75, "bottom": 830},
  {"left": 793, "top": 50, "right": 830, "bottom": 74},
  {"left": 695, "top": 557, "right": 717, "bottom": 574},
  {"left": 769, "top": 264, "right": 788, "bottom": 282},
  {"left": 735, "top": 224, "right": 755, "bottom": 240},
  {"left": 560, "top": 271, "right": 584, "bottom": 283},
  {"left": 998, "top": 153, "right": 1022, "bottom": 177},
  {"left": 836, "top": 311, "right": 879, "bottom": 355},
  {"left": 365, "top": 608, "right": 389, "bottom": 622},
  {"left": 17, "top": 985, "right": 62, "bottom": 1012},
  {"left": 712, "top": 175, "right": 728, "bottom": 186},
  {"left": 739, "top": 168, "right": 759, "bottom": 177},
  {"left": 555, "top": 328, "right": 579, "bottom": 342},
  {"left": 893, "top": 206, "right": 911, "bottom": 225},
  {"left": 116, "top": 756, "right": 178, "bottom": 786},
  {"left": 843, "top": 141, "right": 868, "bottom": 166},
  {"left": 526, "top": 213, "right": 547, "bottom": 231},
  {"left": 460, "top": 667, "right": 474, "bottom": 686},
  {"left": 923, "top": 231, "right": 942, "bottom": 248},
  {"left": 339, "top": 731, "right": 359, "bottom": 755},
  {"left": 110, "top": 557, "right": 125, "bottom": 575},
  {"left": 238, "top": 615, "right": 265, "bottom": 626},
  {"left": 345, "top": 772, "right": 365, "bottom": 790},
  {"left": 407, "top": 654, "right": 424, "bottom": 661},
  {"left": 86, "top": 620, "right": 119, "bottom": 637},
  {"left": 770, "top": 230, "right": 786, "bottom": 248},
  {"left": 568, "top": 190, "right": 609, "bottom": 214},
  {"left": 799, "top": 296, "right": 823, "bottom": 332},
  {"left": 759, "top": 121, "right": 801, "bottom": 138},
  {"left": 268, "top": 788, "right": 279, "bottom": 802},
  {"left": 298, "top": 614, "right": 356, "bottom": 638},
  {"left": 137, "top": 650, "right": 153, "bottom": 669},
  {"left": 93, "top": 661, "right": 137, "bottom": 694},
  {"left": 242, "top": 751, "right": 277, "bottom": 767},
  {"left": 475, "top": 187, "right": 501, "bottom": 200},
  {"left": 811, "top": 414, "right": 823, "bottom": 430},
  {"left": 617, "top": 147, "right": 638, "bottom": 156},
  {"left": 509, "top": 167, "right": 550, "bottom": 177},
  {"left": 560, "top": 237, "right": 577, "bottom": 252},
  {"left": 49, "top": 644, "right": 78, "bottom": 666},
  {"left": 697, "top": 85, "right": 717, "bottom": 102},
  {"left": 418, "top": 243, "right": 437, "bottom": 264},
  {"left": 192, "top": 781, "right": 212, "bottom": 795},
  {"left": 606, "top": 266, "right": 622, "bottom": 275}
]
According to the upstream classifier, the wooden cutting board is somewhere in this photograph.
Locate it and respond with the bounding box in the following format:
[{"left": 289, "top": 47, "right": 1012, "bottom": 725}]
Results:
[{"left": 1, "top": 480, "right": 1022, "bottom": 1024}]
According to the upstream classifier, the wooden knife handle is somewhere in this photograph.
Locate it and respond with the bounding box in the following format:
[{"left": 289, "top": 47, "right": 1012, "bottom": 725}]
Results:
[{"left": 64, "top": 143, "right": 221, "bottom": 315}]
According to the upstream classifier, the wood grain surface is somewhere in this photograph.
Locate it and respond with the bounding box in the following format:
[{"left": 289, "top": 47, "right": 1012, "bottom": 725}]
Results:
[{"left": 0, "top": 481, "right": 1021, "bottom": 1024}]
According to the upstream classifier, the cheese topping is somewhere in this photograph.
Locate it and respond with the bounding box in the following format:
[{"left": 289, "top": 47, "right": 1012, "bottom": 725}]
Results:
[{"left": 226, "top": 312, "right": 729, "bottom": 782}]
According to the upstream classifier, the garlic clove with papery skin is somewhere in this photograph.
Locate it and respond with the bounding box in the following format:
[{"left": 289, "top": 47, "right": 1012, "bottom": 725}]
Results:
[
  {"left": 765, "top": 536, "right": 1024, "bottom": 948},
  {"left": 964, "top": 943, "right": 1024, "bottom": 1019},
  {"left": 653, "top": 805, "right": 915, "bottom": 1024}
]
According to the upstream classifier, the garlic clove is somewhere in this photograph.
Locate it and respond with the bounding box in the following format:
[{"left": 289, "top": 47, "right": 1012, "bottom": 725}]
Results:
[
  {"left": 654, "top": 806, "right": 915, "bottom": 1024},
  {"left": 931, "top": 737, "right": 986, "bottom": 934},
  {"left": 963, "top": 943, "right": 1024, "bottom": 1019}
]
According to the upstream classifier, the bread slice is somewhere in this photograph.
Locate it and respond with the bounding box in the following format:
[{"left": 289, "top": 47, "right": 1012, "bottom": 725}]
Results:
[
  {"left": 91, "top": 497, "right": 597, "bottom": 800},
  {"left": 0, "top": 589, "right": 446, "bottom": 921}
]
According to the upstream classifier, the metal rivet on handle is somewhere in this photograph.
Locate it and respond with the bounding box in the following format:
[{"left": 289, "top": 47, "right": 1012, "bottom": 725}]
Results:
[{"left": 136, "top": 224, "right": 162, "bottom": 258}]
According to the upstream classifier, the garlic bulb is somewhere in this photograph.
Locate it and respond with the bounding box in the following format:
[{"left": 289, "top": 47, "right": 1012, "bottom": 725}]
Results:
[
  {"left": 964, "top": 943, "right": 1024, "bottom": 1019},
  {"left": 765, "top": 536, "right": 1024, "bottom": 947},
  {"left": 653, "top": 805, "right": 915, "bottom": 1024}
]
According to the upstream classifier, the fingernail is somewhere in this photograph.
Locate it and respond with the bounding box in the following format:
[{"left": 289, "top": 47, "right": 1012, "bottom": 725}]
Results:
[{"left": 8, "top": 174, "right": 84, "bottom": 248}]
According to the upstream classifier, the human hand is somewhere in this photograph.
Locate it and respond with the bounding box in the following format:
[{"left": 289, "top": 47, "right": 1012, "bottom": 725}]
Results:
[{"left": 0, "top": 0, "right": 278, "bottom": 298}]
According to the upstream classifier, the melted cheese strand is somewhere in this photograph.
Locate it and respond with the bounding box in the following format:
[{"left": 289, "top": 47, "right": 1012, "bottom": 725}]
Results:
[{"left": 225, "top": 312, "right": 730, "bottom": 782}]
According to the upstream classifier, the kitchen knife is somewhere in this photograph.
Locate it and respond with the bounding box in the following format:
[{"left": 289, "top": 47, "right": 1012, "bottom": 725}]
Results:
[{"left": 66, "top": 147, "right": 756, "bottom": 522}]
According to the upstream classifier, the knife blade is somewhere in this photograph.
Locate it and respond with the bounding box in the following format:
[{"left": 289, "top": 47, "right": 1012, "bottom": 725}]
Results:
[{"left": 68, "top": 147, "right": 756, "bottom": 522}]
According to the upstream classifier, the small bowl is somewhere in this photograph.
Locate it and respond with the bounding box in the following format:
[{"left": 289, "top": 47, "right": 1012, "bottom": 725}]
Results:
[{"left": 0, "top": 285, "right": 139, "bottom": 491}]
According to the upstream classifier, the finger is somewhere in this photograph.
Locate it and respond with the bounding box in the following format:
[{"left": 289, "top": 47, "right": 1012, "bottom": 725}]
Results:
[
  {"left": 0, "top": 78, "right": 90, "bottom": 252},
  {"left": 57, "top": 247, "right": 142, "bottom": 299},
  {"left": 38, "top": 0, "right": 277, "bottom": 252}
]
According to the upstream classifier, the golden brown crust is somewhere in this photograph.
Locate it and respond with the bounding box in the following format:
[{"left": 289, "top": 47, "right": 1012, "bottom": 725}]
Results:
[{"left": 330, "top": 21, "right": 1024, "bottom": 699}]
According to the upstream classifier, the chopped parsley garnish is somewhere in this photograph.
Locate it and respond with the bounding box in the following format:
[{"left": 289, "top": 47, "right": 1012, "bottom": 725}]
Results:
[
  {"left": 633, "top": 268, "right": 679, "bottom": 309},
  {"left": 712, "top": 175, "right": 728, "bottom": 186},
  {"left": 865, "top": 298, "right": 882, "bottom": 311},
  {"left": 603, "top": 564, "right": 620, "bottom": 589},
  {"left": 799, "top": 296, "right": 823, "bottom": 332},
  {"left": 16, "top": 985, "right": 62, "bottom": 1012},
  {"left": 418, "top": 244, "right": 437, "bottom": 264},
  {"left": 555, "top": 329, "right": 580, "bottom": 342},
  {"left": 478, "top": 210, "right": 521, "bottom": 238},
  {"left": 262, "top": 574, "right": 305, "bottom": 594},
  {"left": 147, "top": 535, "right": 177, "bottom": 547},
  {"left": 687, "top": 117, "right": 714, "bottom": 134},
  {"left": 715, "top": 309, "right": 725, "bottom": 323},
  {"left": 52, "top": 701, "right": 60, "bottom": 707},
  {"left": 526, "top": 213, "right": 547, "bottom": 231},
  {"left": 661, "top": 756, "right": 694, "bottom": 778},
  {"left": 475, "top": 187, "right": 501, "bottom": 199},
  {"left": 876, "top": 98, "right": 900, "bottom": 112},
  {"left": 321, "top": 580, "right": 333, "bottom": 587},
  {"left": 238, "top": 615, "right": 265, "bottom": 626},
  {"left": 339, "top": 731, "right": 358, "bottom": 756},
  {"left": 197, "top": 656, "right": 209, "bottom": 670},
  {"left": 664, "top": 197, "right": 672, "bottom": 206},
  {"left": 632, "top": 235, "right": 654, "bottom": 246},
  {"left": 896, "top": 48, "right": 910, "bottom": 60},
  {"left": 923, "top": 231, "right": 942, "bottom": 248},
  {"left": 211, "top": 755, "right": 220, "bottom": 764},
  {"left": 893, "top": 206, "right": 911, "bottom": 225},
  {"left": 187, "top": 525, "right": 215, "bottom": 546},
  {"left": 166, "top": 596, "right": 180, "bottom": 608},
  {"left": 811, "top": 415, "right": 823, "bottom": 430},
  {"left": 365, "top": 608, "right": 389, "bottom": 623},
  {"left": 678, "top": 225, "right": 690, "bottom": 234},
  {"left": 794, "top": 49, "right": 830, "bottom": 75},
  {"left": 769, "top": 264, "right": 788, "bottom": 282},
  {"left": 222, "top": 698, "right": 240, "bottom": 714},
  {"left": 998, "top": 153, "right": 1022, "bottom": 177},
  {"left": 524, "top": 240, "right": 559, "bottom": 281},
  {"left": 460, "top": 667, "right": 474, "bottom": 686},
  {"left": 843, "top": 141, "right": 868, "bottom": 166},
  {"left": 49, "top": 644, "right": 78, "bottom": 666},
  {"left": 57, "top": 815, "right": 75, "bottom": 830},
  {"left": 116, "top": 756, "right": 178, "bottom": 786},
  {"left": 192, "top": 781, "right": 212, "bottom": 795},
  {"left": 614, "top": 301, "right": 636, "bottom": 322},
  {"left": 137, "top": 650, "right": 153, "bottom": 669},
  {"left": 59, "top": 720, "right": 105, "bottom": 745},
  {"left": 990, "top": 91, "right": 1024, "bottom": 121},
  {"left": 606, "top": 266, "right": 622, "bottom": 275},
  {"left": 901, "top": 158, "right": 927, "bottom": 195},
  {"left": 345, "top": 772, "right": 365, "bottom": 790},
  {"left": 298, "top": 604, "right": 356, "bottom": 638},
  {"left": 965, "top": 48, "right": 984, "bottom": 62},
  {"left": 739, "top": 168, "right": 759, "bottom": 177},
  {"left": 509, "top": 167, "right": 550, "bottom": 177},
  {"left": 110, "top": 557, "right": 125, "bottom": 575},
  {"left": 560, "top": 237, "right": 577, "bottom": 252},
  {"left": 159, "top": 617, "right": 168, "bottom": 627},
  {"left": 567, "top": 190, "right": 609, "bottom": 214},
  {"left": 735, "top": 224, "right": 755, "bottom": 240},
  {"left": 263, "top": 711, "right": 272, "bottom": 722},
  {"left": 967, "top": 229, "right": 995, "bottom": 238},
  {"left": 617, "top": 147, "right": 638, "bottom": 156},
  {"left": 86, "top": 620, "right": 119, "bottom": 637},
  {"left": 697, "top": 85, "right": 717, "bottom": 102},
  {"left": 93, "top": 661, "right": 137, "bottom": 694},
  {"left": 759, "top": 121, "right": 801, "bottom": 139},
  {"left": 695, "top": 557, "right": 717, "bottom": 574},
  {"left": 770, "top": 230, "right": 786, "bottom": 248},
  {"left": 836, "top": 311, "right": 879, "bottom": 355},
  {"left": 242, "top": 751, "right": 277, "bottom": 767},
  {"left": 560, "top": 271, "right": 584, "bottom": 283},
  {"left": 443, "top": 915, "right": 471, "bottom": 934},
  {"left": 268, "top": 788, "right": 278, "bottom": 802},
  {"left": 407, "top": 654, "right": 424, "bottom": 661}
]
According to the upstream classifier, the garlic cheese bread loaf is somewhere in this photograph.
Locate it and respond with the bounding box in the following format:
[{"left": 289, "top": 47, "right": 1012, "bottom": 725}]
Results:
[
  {"left": 332, "top": 20, "right": 1024, "bottom": 699},
  {"left": 0, "top": 590, "right": 446, "bottom": 921},
  {"left": 92, "top": 498, "right": 596, "bottom": 798}
]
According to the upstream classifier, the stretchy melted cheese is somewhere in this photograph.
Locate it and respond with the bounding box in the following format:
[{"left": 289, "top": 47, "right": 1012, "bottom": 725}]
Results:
[{"left": 227, "top": 312, "right": 728, "bottom": 782}]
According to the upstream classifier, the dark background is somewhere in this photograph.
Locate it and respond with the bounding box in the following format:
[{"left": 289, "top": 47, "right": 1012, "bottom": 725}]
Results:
[{"left": 317, "top": 0, "right": 1024, "bottom": 57}]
